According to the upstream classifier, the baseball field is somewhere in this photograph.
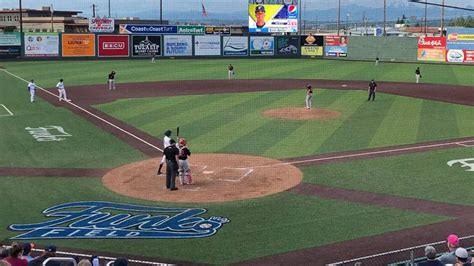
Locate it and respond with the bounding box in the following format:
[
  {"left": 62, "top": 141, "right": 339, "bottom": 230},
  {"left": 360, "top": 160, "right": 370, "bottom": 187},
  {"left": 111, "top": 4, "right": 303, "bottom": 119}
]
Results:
[{"left": 1, "top": 58, "right": 473, "bottom": 265}]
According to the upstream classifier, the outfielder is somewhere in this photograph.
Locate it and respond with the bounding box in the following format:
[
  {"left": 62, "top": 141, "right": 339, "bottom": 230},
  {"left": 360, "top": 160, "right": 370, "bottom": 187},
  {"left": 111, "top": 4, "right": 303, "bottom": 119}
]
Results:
[
  {"left": 108, "top": 71, "right": 116, "bottom": 90},
  {"left": 178, "top": 138, "right": 192, "bottom": 185},
  {"left": 157, "top": 129, "right": 173, "bottom": 175},
  {"left": 27, "top": 79, "right": 36, "bottom": 103},
  {"left": 415, "top": 67, "right": 422, "bottom": 84},
  {"left": 56, "top": 79, "right": 71, "bottom": 102},
  {"left": 228, "top": 64, "right": 234, "bottom": 80}
]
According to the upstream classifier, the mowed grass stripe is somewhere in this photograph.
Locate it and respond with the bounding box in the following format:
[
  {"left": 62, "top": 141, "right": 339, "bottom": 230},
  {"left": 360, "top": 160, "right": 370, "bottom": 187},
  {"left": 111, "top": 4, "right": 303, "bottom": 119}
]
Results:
[
  {"left": 368, "top": 96, "right": 423, "bottom": 148},
  {"left": 416, "top": 100, "right": 460, "bottom": 142},
  {"left": 316, "top": 93, "right": 396, "bottom": 154},
  {"left": 262, "top": 90, "right": 355, "bottom": 158},
  {"left": 456, "top": 106, "right": 474, "bottom": 137}
]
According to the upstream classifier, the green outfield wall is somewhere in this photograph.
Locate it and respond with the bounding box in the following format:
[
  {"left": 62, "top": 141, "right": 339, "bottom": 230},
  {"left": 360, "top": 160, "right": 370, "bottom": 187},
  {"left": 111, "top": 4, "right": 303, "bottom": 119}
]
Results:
[{"left": 345, "top": 36, "right": 419, "bottom": 62}]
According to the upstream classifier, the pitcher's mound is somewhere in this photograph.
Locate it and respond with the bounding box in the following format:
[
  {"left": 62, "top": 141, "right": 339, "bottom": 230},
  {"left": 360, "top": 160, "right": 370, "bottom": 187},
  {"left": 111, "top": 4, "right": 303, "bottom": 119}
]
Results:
[
  {"left": 263, "top": 107, "right": 340, "bottom": 120},
  {"left": 102, "top": 153, "right": 302, "bottom": 203}
]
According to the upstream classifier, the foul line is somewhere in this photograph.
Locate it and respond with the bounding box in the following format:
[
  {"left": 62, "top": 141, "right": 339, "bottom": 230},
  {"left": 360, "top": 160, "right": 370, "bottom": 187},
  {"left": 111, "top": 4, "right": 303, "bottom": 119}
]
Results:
[
  {"left": 252, "top": 139, "right": 474, "bottom": 169},
  {"left": 0, "top": 69, "right": 163, "bottom": 152},
  {"left": 0, "top": 104, "right": 14, "bottom": 116}
]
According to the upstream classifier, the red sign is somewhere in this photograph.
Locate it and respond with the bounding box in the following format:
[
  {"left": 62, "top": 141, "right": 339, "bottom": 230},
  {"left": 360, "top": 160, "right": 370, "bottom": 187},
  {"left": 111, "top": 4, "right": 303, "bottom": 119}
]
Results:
[
  {"left": 98, "top": 35, "right": 129, "bottom": 57},
  {"left": 464, "top": 50, "right": 474, "bottom": 63},
  {"left": 418, "top": 36, "right": 446, "bottom": 49},
  {"left": 325, "top": 36, "right": 348, "bottom": 46}
]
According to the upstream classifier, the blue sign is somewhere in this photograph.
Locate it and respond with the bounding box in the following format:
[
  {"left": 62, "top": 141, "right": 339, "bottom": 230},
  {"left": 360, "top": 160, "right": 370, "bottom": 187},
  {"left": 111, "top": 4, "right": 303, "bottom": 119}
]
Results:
[
  {"left": 446, "top": 27, "right": 474, "bottom": 50},
  {"left": 9, "top": 201, "right": 230, "bottom": 239},
  {"left": 119, "top": 24, "right": 178, "bottom": 34}
]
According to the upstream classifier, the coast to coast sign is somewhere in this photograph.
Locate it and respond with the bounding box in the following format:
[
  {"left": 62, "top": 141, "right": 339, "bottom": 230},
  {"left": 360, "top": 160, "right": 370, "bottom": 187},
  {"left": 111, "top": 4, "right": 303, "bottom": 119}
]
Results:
[{"left": 9, "top": 201, "right": 230, "bottom": 239}]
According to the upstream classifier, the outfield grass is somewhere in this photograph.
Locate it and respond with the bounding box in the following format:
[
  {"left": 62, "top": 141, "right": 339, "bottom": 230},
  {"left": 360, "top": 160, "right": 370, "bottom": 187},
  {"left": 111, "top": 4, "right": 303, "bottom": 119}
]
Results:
[
  {"left": 0, "top": 176, "right": 450, "bottom": 264},
  {"left": 3, "top": 59, "right": 474, "bottom": 87},
  {"left": 303, "top": 147, "right": 474, "bottom": 206},
  {"left": 0, "top": 71, "right": 147, "bottom": 168},
  {"left": 96, "top": 89, "right": 474, "bottom": 159}
]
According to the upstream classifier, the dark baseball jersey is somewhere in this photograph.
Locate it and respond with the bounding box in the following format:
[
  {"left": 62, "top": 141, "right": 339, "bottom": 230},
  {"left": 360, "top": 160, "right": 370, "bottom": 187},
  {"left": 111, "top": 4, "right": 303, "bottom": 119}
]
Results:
[
  {"left": 164, "top": 145, "right": 179, "bottom": 163},
  {"left": 179, "top": 147, "right": 191, "bottom": 160},
  {"left": 369, "top": 82, "right": 377, "bottom": 92},
  {"left": 108, "top": 73, "right": 115, "bottom": 80}
]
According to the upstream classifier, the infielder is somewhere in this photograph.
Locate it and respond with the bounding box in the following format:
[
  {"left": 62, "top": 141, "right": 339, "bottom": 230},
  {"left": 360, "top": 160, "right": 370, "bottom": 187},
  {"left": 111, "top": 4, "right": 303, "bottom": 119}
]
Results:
[
  {"left": 178, "top": 138, "right": 192, "bottom": 185},
  {"left": 228, "top": 64, "right": 234, "bottom": 80},
  {"left": 108, "top": 71, "right": 116, "bottom": 90},
  {"left": 305, "top": 84, "right": 313, "bottom": 109},
  {"left": 157, "top": 129, "right": 173, "bottom": 175},
  {"left": 27, "top": 79, "right": 36, "bottom": 103},
  {"left": 415, "top": 67, "right": 422, "bottom": 84},
  {"left": 368, "top": 79, "right": 377, "bottom": 101},
  {"left": 56, "top": 79, "right": 71, "bottom": 102}
]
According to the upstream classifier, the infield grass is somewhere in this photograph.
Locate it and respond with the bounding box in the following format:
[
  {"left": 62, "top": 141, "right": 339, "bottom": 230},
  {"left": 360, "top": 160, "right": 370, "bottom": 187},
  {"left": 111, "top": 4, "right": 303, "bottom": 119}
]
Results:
[
  {"left": 3, "top": 59, "right": 474, "bottom": 87},
  {"left": 0, "top": 176, "right": 450, "bottom": 264},
  {"left": 303, "top": 147, "right": 474, "bottom": 206},
  {"left": 96, "top": 89, "right": 474, "bottom": 159}
]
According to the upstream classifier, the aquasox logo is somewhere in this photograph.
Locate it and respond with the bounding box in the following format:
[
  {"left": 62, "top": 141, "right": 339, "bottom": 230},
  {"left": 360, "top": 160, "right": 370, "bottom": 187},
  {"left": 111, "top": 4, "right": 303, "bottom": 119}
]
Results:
[{"left": 9, "top": 201, "right": 230, "bottom": 240}]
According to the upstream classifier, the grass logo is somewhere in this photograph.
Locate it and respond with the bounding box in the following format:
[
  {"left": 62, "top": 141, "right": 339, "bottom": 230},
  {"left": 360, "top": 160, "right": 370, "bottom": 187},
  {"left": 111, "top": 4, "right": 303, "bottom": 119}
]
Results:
[
  {"left": 25, "top": 125, "right": 72, "bottom": 142},
  {"left": 9, "top": 201, "right": 230, "bottom": 239},
  {"left": 447, "top": 158, "right": 474, "bottom": 172}
]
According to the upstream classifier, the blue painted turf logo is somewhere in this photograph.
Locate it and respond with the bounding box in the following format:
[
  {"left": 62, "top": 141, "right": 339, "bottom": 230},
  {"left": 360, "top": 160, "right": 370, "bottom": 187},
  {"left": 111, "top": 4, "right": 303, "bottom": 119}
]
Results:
[{"left": 9, "top": 201, "right": 229, "bottom": 240}]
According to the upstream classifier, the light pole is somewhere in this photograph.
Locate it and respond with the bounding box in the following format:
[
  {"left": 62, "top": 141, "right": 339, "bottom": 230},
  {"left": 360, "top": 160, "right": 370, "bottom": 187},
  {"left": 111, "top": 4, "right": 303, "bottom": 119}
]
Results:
[
  {"left": 18, "top": 0, "right": 23, "bottom": 33},
  {"left": 337, "top": 0, "right": 341, "bottom": 36},
  {"left": 346, "top": 13, "right": 349, "bottom": 34},
  {"left": 383, "top": 0, "right": 387, "bottom": 36},
  {"left": 108, "top": 0, "right": 111, "bottom": 17},
  {"left": 160, "top": 0, "right": 163, "bottom": 24},
  {"left": 424, "top": 0, "right": 427, "bottom": 34},
  {"left": 441, "top": 0, "right": 444, "bottom": 36}
]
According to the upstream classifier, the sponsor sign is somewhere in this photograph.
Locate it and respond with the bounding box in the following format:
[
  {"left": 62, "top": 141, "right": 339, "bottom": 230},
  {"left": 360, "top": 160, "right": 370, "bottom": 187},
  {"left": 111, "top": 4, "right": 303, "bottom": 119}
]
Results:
[
  {"left": 98, "top": 35, "right": 129, "bottom": 57},
  {"left": 418, "top": 36, "right": 446, "bottom": 49},
  {"left": 177, "top": 26, "right": 205, "bottom": 35},
  {"left": 417, "top": 36, "right": 446, "bottom": 62},
  {"left": 205, "top": 26, "right": 231, "bottom": 35},
  {"left": 275, "top": 36, "right": 299, "bottom": 56},
  {"left": 24, "top": 33, "right": 59, "bottom": 57},
  {"left": 0, "top": 46, "right": 21, "bottom": 59},
  {"left": 248, "top": 0, "right": 298, "bottom": 33},
  {"left": 120, "top": 24, "right": 177, "bottom": 34},
  {"left": 250, "top": 36, "right": 274, "bottom": 56},
  {"left": 9, "top": 201, "right": 230, "bottom": 239},
  {"left": 300, "top": 35, "right": 323, "bottom": 56},
  {"left": 132, "top": 35, "right": 161, "bottom": 57},
  {"left": 163, "top": 35, "right": 192, "bottom": 56},
  {"left": 223, "top": 36, "right": 248, "bottom": 56},
  {"left": 194, "top": 35, "right": 221, "bottom": 56},
  {"left": 324, "top": 36, "right": 348, "bottom": 57},
  {"left": 446, "top": 28, "right": 474, "bottom": 63},
  {"left": 89, "top": 17, "right": 115, "bottom": 33},
  {"left": 25, "top": 126, "right": 72, "bottom": 142},
  {"left": 0, "top": 32, "right": 21, "bottom": 46},
  {"left": 62, "top": 34, "right": 96, "bottom": 57}
]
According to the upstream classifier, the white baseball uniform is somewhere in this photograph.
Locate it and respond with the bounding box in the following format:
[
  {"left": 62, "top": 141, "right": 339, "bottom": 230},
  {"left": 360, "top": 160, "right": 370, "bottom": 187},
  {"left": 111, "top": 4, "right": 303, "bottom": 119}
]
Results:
[
  {"left": 56, "top": 81, "right": 70, "bottom": 101},
  {"left": 28, "top": 82, "right": 36, "bottom": 102},
  {"left": 160, "top": 135, "right": 172, "bottom": 164}
]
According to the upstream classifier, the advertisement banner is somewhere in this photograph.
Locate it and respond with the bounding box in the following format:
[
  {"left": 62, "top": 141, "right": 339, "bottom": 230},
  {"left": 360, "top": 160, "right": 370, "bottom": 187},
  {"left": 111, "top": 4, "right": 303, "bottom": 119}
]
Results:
[
  {"left": 223, "top": 36, "right": 248, "bottom": 56},
  {"left": 0, "top": 46, "right": 21, "bottom": 59},
  {"left": 446, "top": 49, "right": 465, "bottom": 63},
  {"left": 446, "top": 28, "right": 474, "bottom": 63},
  {"left": 24, "top": 33, "right": 59, "bottom": 57},
  {"left": 250, "top": 36, "right": 274, "bottom": 56},
  {"left": 98, "top": 35, "right": 129, "bottom": 57},
  {"left": 194, "top": 35, "right": 221, "bottom": 56},
  {"left": 248, "top": 0, "right": 298, "bottom": 33},
  {"left": 0, "top": 32, "right": 21, "bottom": 46},
  {"left": 300, "top": 35, "right": 323, "bottom": 56},
  {"left": 163, "top": 35, "right": 192, "bottom": 56},
  {"left": 62, "top": 34, "right": 96, "bottom": 57},
  {"left": 177, "top": 26, "right": 205, "bottom": 35},
  {"left": 418, "top": 36, "right": 446, "bottom": 49},
  {"left": 275, "top": 36, "right": 299, "bottom": 56},
  {"left": 89, "top": 17, "right": 115, "bottom": 33},
  {"left": 120, "top": 24, "right": 177, "bottom": 34},
  {"left": 205, "top": 26, "right": 231, "bottom": 35},
  {"left": 464, "top": 50, "right": 474, "bottom": 63},
  {"left": 132, "top": 35, "right": 161, "bottom": 57},
  {"left": 324, "top": 36, "right": 348, "bottom": 57},
  {"left": 417, "top": 49, "right": 446, "bottom": 62}
]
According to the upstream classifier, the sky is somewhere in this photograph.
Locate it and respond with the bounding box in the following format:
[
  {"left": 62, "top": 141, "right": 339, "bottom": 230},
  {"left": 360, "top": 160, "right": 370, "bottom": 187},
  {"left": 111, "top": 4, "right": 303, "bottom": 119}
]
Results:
[{"left": 0, "top": 0, "right": 472, "bottom": 17}]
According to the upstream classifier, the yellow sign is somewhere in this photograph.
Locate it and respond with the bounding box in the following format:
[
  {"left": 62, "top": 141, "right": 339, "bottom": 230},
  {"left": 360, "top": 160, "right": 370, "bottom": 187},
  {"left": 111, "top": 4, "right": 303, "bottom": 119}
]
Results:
[{"left": 301, "top": 46, "right": 323, "bottom": 56}]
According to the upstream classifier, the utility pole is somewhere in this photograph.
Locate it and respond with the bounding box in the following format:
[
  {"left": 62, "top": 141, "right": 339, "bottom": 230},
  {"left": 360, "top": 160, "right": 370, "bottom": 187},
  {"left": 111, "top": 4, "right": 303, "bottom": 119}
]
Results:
[
  {"left": 441, "top": 0, "right": 444, "bottom": 36},
  {"left": 18, "top": 0, "right": 23, "bottom": 33},
  {"left": 92, "top": 4, "right": 96, "bottom": 18},
  {"left": 50, "top": 4, "right": 54, "bottom": 32},
  {"left": 383, "top": 0, "right": 387, "bottom": 36},
  {"left": 424, "top": 0, "right": 427, "bottom": 34},
  {"left": 160, "top": 0, "right": 163, "bottom": 24},
  {"left": 337, "top": 0, "right": 341, "bottom": 36},
  {"left": 108, "top": 0, "right": 111, "bottom": 17}
]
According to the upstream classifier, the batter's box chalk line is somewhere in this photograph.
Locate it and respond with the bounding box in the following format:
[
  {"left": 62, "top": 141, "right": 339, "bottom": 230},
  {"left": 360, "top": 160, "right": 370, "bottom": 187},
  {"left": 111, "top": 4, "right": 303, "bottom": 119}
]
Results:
[
  {"left": 191, "top": 164, "right": 254, "bottom": 182},
  {"left": 0, "top": 104, "right": 14, "bottom": 117},
  {"left": 456, "top": 141, "right": 474, "bottom": 148}
]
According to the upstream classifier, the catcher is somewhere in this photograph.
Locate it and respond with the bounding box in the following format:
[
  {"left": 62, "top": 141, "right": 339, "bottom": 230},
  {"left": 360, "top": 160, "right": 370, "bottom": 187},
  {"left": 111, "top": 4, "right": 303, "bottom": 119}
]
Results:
[{"left": 178, "top": 138, "right": 192, "bottom": 185}]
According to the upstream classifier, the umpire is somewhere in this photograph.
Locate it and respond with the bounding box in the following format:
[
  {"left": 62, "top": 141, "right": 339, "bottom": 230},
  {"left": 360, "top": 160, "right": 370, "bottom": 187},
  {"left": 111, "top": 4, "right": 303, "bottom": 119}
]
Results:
[
  {"left": 163, "top": 138, "right": 179, "bottom": 191},
  {"left": 368, "top": 79, "right": 377, "bottom": 101}
]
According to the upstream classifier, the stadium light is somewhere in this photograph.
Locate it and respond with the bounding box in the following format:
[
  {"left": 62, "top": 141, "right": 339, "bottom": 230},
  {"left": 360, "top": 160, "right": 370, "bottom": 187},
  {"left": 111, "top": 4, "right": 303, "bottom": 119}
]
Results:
[{"left": 337, "top": 0, "right": 340, "bottom": 36}]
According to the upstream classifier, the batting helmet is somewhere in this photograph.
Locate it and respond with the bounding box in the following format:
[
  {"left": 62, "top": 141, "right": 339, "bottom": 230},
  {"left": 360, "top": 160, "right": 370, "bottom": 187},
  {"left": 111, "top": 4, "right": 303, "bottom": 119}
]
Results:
[
  {"left": 164, "top": 129, "right": 172, "bottom": 137},
  {"left": 179, "top": 138, "right": 187, "bottom": 146}
]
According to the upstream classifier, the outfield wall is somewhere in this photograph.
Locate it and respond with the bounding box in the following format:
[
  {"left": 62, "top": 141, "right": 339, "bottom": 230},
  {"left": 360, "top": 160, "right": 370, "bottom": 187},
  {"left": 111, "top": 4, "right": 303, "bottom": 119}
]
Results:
[{"left": 1, "top": 32, "right": 473, "bottom": 64}]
